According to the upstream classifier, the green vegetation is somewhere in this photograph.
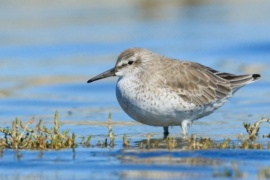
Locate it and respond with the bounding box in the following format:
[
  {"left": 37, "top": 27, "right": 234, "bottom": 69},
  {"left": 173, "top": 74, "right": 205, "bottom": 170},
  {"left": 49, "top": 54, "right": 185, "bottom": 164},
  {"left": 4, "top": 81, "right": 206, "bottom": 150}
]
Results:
[
  {"left": 138, "top": 117, "right": 270, "bottom": 150},
  {"left": 244, "top": 117, "right": 270, "bottom": 141},
  {"left": 0, "top": 112, "right": 269, "bottom": 150},
  {"left": 0, "top": 111, "right": 77, "bottom": 150}
]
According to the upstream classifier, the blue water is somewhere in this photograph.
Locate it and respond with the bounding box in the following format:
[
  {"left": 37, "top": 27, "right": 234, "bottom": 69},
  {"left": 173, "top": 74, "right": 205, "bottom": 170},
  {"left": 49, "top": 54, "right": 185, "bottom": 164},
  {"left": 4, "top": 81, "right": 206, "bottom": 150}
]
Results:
[
  {"left": 0, "top": 0, "right": 270, "bottom": 179},
  {"left": 1, "top": 148, "right": 270, "bottom": 179}
]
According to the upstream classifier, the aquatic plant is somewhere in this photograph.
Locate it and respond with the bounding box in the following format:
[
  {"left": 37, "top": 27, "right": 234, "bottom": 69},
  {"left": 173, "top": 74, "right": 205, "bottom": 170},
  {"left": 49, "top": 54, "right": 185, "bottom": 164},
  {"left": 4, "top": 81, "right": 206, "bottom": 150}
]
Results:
[
  {"left": 80, "top": 134, "right": 93, "bottom": 147},
  {"left": 107, "top": 113, "right": 115, "bottom": 148},
  {"left": 0, "top": 113, "right": 269, "bottom": 151},
  {"left": 243, "top": 117, "right": 270, "bottom": 140},
  {"left": 0, "top": 111, "right": 77, "bottom": 150},
  {"left": 138, "top": 118, "right": 270, "bottom": 150},
  {"left": 123, "top": 134, "right": 131, "bottom": 147}
]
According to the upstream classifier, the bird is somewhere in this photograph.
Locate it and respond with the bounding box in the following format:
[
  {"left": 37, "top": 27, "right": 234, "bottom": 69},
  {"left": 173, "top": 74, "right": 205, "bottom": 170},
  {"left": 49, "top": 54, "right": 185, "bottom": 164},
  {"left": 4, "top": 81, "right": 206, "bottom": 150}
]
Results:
[{"left": 87, "top": 48, "right": 261, "bottom": 137}]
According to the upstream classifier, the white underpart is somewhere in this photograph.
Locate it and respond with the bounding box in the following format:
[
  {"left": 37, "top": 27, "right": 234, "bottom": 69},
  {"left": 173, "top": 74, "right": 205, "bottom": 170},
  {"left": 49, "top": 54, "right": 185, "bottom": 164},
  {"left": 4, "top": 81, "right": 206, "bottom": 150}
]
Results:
[{"left": 116, "top": 74, "right": 228, "bottom": 134}]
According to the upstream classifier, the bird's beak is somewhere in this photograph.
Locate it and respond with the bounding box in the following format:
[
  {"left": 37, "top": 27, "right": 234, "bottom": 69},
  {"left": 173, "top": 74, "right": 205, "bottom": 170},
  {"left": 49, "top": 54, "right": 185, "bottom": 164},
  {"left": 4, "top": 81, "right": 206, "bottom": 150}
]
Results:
[{"left": 87, "top": 67, "right": 116, "bottom": 83}]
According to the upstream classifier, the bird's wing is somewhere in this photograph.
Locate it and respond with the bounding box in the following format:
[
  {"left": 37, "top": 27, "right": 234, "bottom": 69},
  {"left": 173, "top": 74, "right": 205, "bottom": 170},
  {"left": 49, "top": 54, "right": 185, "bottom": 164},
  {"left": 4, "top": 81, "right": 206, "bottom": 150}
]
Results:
[{"left": 154, "top": 61, "right": 232, "bottom": 106}]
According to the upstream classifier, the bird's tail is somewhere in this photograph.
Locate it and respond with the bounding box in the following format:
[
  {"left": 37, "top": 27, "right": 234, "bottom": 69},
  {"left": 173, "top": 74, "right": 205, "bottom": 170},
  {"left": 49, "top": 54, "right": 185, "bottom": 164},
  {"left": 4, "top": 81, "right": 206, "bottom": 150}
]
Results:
[{"left": 217, "top": 73, "right": 261, "bottom": 93}]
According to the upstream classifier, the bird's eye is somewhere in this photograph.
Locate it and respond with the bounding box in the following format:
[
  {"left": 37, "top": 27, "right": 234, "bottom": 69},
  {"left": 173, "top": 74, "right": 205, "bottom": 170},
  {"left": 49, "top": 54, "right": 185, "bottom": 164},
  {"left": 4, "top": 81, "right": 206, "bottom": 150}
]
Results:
[{"left": 128, "top": 61, "right": 134, "bottom": 65}]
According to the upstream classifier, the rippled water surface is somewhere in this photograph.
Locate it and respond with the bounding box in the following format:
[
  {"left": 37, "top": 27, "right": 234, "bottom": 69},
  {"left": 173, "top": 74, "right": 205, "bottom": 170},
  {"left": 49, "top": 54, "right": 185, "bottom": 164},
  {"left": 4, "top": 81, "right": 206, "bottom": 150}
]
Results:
[{"left": 0, "top": 0, "right": 270, "bottom": 179}]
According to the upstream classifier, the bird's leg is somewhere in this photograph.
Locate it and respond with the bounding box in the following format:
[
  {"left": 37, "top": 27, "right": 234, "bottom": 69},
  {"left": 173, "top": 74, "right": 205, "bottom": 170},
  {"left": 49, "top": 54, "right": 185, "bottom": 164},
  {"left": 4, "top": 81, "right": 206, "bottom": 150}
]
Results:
[
  {"left": 163, "top": 126, "right": 169, "bottom": 138},
  {"left": 181, "top": 120, "right": 192, "bottom": 138}
]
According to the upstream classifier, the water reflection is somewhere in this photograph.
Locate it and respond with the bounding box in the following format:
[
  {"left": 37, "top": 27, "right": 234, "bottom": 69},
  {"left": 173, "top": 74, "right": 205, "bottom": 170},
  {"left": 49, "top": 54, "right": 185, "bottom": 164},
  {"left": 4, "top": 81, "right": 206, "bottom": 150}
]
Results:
[{"left": 0, "top": 145, "right": 270, "bottom": 179}]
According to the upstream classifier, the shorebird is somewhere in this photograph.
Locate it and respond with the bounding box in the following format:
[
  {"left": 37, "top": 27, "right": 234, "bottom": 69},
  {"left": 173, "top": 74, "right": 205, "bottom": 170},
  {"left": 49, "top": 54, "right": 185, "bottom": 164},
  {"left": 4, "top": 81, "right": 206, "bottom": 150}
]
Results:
[{"left": 87, "top": 48, "right": 261, "bottom": 136}]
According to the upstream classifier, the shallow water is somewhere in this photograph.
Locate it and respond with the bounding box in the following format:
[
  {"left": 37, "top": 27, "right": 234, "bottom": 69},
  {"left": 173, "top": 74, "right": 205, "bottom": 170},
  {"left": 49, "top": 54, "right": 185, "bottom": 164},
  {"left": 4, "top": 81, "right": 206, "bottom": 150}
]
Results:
[{"left": 0, "top": 0, "right": 270, "bottom": 179}]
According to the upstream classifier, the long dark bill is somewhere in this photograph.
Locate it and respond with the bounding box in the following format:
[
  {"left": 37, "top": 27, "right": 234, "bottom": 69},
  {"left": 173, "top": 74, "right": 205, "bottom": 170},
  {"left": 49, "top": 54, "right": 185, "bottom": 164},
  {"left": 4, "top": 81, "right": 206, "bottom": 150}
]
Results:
[{"left": 87, "top": 68, "right": 116, "bottom": 83}]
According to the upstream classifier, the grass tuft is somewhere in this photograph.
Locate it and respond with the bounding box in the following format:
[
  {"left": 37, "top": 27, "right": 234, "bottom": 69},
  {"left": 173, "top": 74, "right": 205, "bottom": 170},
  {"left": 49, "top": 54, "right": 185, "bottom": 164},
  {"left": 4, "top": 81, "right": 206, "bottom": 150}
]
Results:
[
  {"left": 0, "top": 111, "right": 77, "bottom": 150},
  {"left": 0, "top": 113, "right": 269, "bottom": 151}
]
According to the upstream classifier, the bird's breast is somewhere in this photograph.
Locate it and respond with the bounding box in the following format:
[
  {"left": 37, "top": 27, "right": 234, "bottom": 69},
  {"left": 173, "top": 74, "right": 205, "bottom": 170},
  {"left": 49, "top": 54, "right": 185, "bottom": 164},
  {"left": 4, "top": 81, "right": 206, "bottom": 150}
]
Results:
[{"left": 115, "top": 76, "right": 199, "bottom": 126}]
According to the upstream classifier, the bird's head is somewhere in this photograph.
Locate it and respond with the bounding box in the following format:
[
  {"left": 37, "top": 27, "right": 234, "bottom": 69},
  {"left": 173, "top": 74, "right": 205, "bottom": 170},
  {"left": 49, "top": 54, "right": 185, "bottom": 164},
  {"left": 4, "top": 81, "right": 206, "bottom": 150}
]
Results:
[{"left": 87, "top": 48, "right": 154, "bottom": 83}]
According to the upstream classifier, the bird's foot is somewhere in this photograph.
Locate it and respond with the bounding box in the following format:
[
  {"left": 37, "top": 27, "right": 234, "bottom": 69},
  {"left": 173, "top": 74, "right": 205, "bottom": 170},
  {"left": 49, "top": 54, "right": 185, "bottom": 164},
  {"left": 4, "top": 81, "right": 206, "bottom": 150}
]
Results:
[
  {"left": 181, "top": 120, "right": 192, "bottom": 139},
  {"left": 163, "top": 126, "right": 169, "bottom": 139}
]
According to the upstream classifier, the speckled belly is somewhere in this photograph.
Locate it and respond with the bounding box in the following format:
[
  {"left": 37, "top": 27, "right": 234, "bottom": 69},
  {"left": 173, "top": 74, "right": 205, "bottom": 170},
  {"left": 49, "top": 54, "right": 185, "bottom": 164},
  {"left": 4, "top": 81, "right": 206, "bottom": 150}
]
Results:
[{"left": 115, "top": 77, "right": 216, "bottom": 126}]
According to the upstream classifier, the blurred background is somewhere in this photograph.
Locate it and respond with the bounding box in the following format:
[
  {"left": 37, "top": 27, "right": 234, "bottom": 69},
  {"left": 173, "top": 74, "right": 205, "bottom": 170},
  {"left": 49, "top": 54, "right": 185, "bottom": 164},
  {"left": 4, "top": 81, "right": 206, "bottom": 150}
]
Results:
[{"left": 0, "top": 0, "right": 269, "bottom": 129}]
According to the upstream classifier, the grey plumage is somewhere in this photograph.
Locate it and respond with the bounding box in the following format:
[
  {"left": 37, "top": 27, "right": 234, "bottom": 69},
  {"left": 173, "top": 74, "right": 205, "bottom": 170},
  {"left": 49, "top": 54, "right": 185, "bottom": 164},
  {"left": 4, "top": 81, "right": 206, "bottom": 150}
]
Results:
[
  {"left": 115, "top": 48, "right": 260, "bottom": 106},
  {"left": 87, "top": 47, "right": 261, "bottom": 136}
]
